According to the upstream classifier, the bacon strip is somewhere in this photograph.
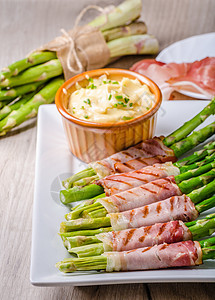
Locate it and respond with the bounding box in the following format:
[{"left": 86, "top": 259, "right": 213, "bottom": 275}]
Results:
[
  {"left": 97, "top": 221, "right": 192, "bottom": 252},
  {"left": 96, "top": 162, "right": 179, "bottom": 195},
  {"left": 114, "top": 155, "right": 177, "bottom": 173},
  {"left": 108, "top": 195, "right": 199, "bottom": 231},
  {"left": 96, "top": 176, "right": 182, "bottom": 213},
  {"left": 103, "top": 241, "right": 202, "bottom": 272},
  {"left": 89, "top": 137, "right": 175, "bottom": 178}
]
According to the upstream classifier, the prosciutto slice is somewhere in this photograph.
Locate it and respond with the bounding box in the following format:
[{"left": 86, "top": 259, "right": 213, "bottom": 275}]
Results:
[
  {"left": 89, "top": 137, "right": 174, "bottom": 178},
  {"left": 96, "top": 176, "right": 182, "bottom": 213},
  {"left": 108, "top": 195, "right": 198, "bottom": 231},
  {"left": 96, "top": 221, "right": 192, "bottom": 252},
  {"left": 103, "top": 241, "right": 202, "bottom": 272},
  {"left": 131, "top": 57, "right": 215, "bottom": 99},
  {"left": 97, "top": 162, "right": 179, "bottom": 195},
  {"left": 114, "top": 155, "right": 177, "bottom": 173}
]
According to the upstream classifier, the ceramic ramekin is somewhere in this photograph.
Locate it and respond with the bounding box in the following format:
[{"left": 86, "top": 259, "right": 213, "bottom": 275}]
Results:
[{"left": 55, "top": 68, "right": 162, "bottom": 163}]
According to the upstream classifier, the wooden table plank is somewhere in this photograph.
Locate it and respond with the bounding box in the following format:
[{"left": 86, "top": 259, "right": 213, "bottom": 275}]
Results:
[{"left": 0, "top": 0, "right": 215, "bottom": 299}]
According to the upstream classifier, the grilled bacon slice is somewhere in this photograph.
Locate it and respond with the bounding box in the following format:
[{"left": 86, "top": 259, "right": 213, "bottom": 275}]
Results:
[
  {"left": 104, "top": 240, "right": 202, "bottom": 272},
  {"left": 108, "top": 195, "right": 198, "bottom": 231},
  {"left": 97, "top": 176, "right": 182, "bottom": 213},
  {"left": 89, "top": 137, "right": 175, "bottom": 178},
  {"left": 97, "top": 220, "right": 192, "bottom": 252},
  {"left": 96, "top": 162, "right": 179, "bottom": 195}
]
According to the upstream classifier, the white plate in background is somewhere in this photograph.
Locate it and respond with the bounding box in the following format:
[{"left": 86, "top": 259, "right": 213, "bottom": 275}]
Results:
[
  {"left": 156, "top": 32, "right": 215, "bottom": 99},
  {"left": 30, "top": 102, "right": 215, "bottom": 286}
]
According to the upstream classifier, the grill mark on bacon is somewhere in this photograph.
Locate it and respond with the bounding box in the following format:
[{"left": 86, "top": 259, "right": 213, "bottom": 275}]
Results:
[
  {"left": 126, "top": 190, "right": 139, "bottom": 196},
  {"left": 142, "top": 247, "right": 151, "bottom": 253},
  {"left": 160, "top": 244, "right": 168, "bottom": 250},
  {"left": 170, "top": 197, "right": 174, "bottom": 211},
  {"left": 156, "top": 202, "right": 162, "bottom": 213},
  {"left": 122, "top": 174, "right": 149, "bottom": 183},
  {"left": 140, "top": 186, "right": 157, "bottom": 194},
  {"left": 121, "top": 151, "right": 134, "bottom": 158},
  {"left": 105, "top": 178, "right": 133, "bottom": 186},
  {"left": 115, "top": 195, "right": 126, "bottom": 201},
  {"left": 149, "top": 179, "right": 172, "bottom": 190},
  {"left": 123, "top": 229, "right": 136, "bottom": 246},
  {"left": 158, "top": 223, "right": 166, "bottom": 236},
  {"left": 139, "top": 225, "right": 152, "bottom": 242},
  {"left": 142, "top": 206, "right": 149, "bottom": 218}
]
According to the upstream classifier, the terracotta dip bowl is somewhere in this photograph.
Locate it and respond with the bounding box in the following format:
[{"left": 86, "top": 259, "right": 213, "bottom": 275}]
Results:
[{"left": 55, "top": 68, "right": 162, "bottom": 163}]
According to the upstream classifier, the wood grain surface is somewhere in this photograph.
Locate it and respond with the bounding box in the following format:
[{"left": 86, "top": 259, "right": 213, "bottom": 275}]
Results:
[{"left": 0, "top": 0, "right": 215, "bottom": 299}]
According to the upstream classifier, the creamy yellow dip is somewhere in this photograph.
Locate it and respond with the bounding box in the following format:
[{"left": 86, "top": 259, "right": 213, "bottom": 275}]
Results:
[{"left": 68, "top": 74, "right": 155, "bottom": 123}]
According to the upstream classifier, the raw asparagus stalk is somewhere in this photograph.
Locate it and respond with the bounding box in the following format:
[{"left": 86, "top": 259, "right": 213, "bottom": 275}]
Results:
[
  {"left": 177, "top": 169, "right": 215, "bottom": 194},
  {"left": 178, "top": 152, "right": 215, "bottom": 173},
  {"left": 0, "top": 77, "right": 64, "bottom": 135},
  {"left": 186, "top": 213, "right": 215, "bottom": 227},
  {"left": 188, "top": 213, "right": 215, "bottom": 239},
  {"left": 103, "top": 21, "right": 147, "bottom": 42},
  {"left": 62, "top": 168, "right": 97, "bottom": 189},
  {"left": 64, "top": 235, "right": 100, "bottom": 249},
  {"left": 0, "top": 51, "right": 57, "bottom": 79},
  {"left": 188, "top": 179, "right": 215, "bottom": 205},
  {"left": 0, "top": 60, "right": 63, "bottom": 88},
  {"left": 163, "top": 98, "right": 215, "bottom": 147},
  {"left": 0, "top": 80, "right": 45, "bottom": 101},
  {"left": 170, "top": 122, "right": 215, "bottom": 158},
  {"left": 175, "top": 141, "right": 215, "bottom": 167},
  {"left": 199, "top": 236, "right": 215, "bottom": 248},
  {"left": 89, "top": 0, "right": 142, "bottom": 31},
  {"left": 195, "top": 195, "right": 215, "bottom": 213},
  {"left": 73, "top": 175, "right": 100, "bottom": 187},
  {"left": 0, "top": 99, "right": 12, "bottom": 109},
  {"left": 60, "top": 227, "right": 112, "bottom": 240},
  {"left": 60, "top": 184, "right": 104, "bottom": 205},
  {"left": 68, "top": 243, "right": 104, "bottom": 257},
  {"left": 56, "top": 238, "right": 215, "bottom": 273}
]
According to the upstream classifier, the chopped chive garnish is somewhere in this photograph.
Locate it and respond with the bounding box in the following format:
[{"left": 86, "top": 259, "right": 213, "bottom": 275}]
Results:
[
  {"left": 88, "top": 77, "right": 93, "bottom": 82},
  {"left": 84, "top": 115, "right": 89, "bottom": 119},
  {"left": 118, "top": 101, "right": 127, "bottom": 107},
  {"left": 108, "top": 94, "right": 112, "bottom": 100},
  {"left": 129, "top": 103, "right": 133, "bottom": 107},
  {"left": 115, "top": 95, "right": 123, "bottom": 100},
  {"left": 112, "top": 81, "right": 119, "bottom": 84},
  {"left": 81, "top": 106, "right": 84, "bottom": 109},
  {"left": 103, "top": 81, "right": 107, "bottom": 84},
  {"left": 146, "top": 107, "right": 150, "bottom": 110},
  {"left": 87, "top": 84, "right": 97, "bottom": 89},
  {"left": 114, "top": 103, "right": 118, "bottom": 108},
  {"left": 124, "top": 97, "right": 130, "bottom": 103},
  {"left": 108, "top": 80, "right": 111, "bottom": 83},
  {"left": 122, "top": 116, "right": 133, "bottom": 120},
  {"left": 84, "top": 98, "right": 91, "bottom": 105}
]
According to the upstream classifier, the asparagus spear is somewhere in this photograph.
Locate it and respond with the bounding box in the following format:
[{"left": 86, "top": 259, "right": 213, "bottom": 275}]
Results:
[
  {"left": 60, "top": 181, "right": 215, "bottom": 232},
  {"left": 163, "top": 98, "right": 215, "bottom": 147},
  {"left": 188, "top": 212, "right": 215, "bottom": 239},
  {"left": 60, "top": 227, "right": 112, "bottom": 240},
  {"left": 178, "top": 152, "right": 215, "bottom": 173},
  {"left": 0, "top": 60, "right": 63, "bottom": 88},
  {"left": 56, "top": 237, "right": 215, "bottom": 273},
  {"left": 89, "top": 0, "right": 142, "bottom": 31},
  {"left": 103, "top": 22, "right": 147, "bottom": 42},
  {"left": 175, "top": 141, "right": 215, "bottom": 167},
  {"left": 0, "top": 77, "right": 64, "bottom": 135},
  {"left": 170, "top": 122, "right": 215, "bottom": 158},
  {"left": 0, "top": 80, "right": 45, "bottom": 101},
  {"left": 0, "top": 51, "right": 57, "bottom": 79},
  {"left": 185, "top": 213, "right": 215, "bottom": 227}
]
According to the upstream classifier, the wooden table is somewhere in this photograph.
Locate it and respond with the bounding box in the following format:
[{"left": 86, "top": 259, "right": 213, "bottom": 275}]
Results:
[{"left": 0, "top": 0, "right": 215, "bottom": 299}]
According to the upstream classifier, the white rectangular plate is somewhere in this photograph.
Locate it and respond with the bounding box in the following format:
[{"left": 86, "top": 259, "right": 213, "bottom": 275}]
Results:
[{"left": 30, "top": 101, "right": 215, "bottom": 286}]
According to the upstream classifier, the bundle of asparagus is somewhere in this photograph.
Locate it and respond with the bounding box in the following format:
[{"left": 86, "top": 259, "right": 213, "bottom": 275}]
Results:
[{"left": 0, "top": 0, "right": 158, "bottom": 136}]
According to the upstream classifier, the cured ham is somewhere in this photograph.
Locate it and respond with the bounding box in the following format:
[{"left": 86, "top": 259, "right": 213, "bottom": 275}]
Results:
[
  {"left": 114, "top": 155, "right": 177, "bottom": 173},
  {"left": 108, "top": 195, "right": 198, "bottom": 231},
  {"left": 89, "top": 137, "right": 175, "bottom": 178},
  {"left": 96, "top": 220, "right": 192, "bottom": 251},
  {"left": 97, "top": 161, "right": 179, "bottom": 195},
  {"left": 131, "top": 57, "right": 215, "bottom": 99},
  {"left": 96, "top": 176, "right": 182, "bottom": 213},
  {"left": 103, "top": 240, "right": 202, "bottom": 272}
]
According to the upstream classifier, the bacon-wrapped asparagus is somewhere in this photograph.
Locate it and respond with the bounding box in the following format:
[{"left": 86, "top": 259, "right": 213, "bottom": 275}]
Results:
[
  {"left": 61, "top": 140, "right": 215, "bottom": 204},
  {"left": 65, "top": 214, "right": 215, "bottom": 257},
  {"left": 56, "top": 237, "right": 215, "bottom": 273},
  {"left": 65, "top": 167, "right": 215, "bottom": 219},
  {"left": 62, "top": 99, "right": 215, "bottom": 189},
  {"left": 60, "top": 180, "right": 215, "bottom": 232}
]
